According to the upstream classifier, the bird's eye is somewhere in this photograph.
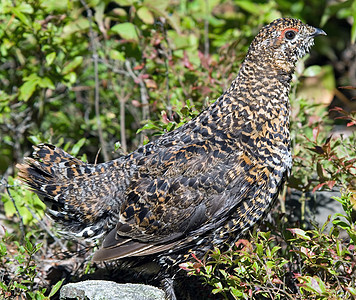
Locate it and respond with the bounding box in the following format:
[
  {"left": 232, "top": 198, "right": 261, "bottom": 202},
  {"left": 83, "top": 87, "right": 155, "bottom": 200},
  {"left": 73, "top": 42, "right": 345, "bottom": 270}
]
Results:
[{"left": 285, "top": 30, "right": 296, "bottom": 40}]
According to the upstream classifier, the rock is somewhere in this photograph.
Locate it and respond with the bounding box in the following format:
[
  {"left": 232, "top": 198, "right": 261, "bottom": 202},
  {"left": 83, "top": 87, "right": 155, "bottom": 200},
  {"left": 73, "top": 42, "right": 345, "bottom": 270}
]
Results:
[{"left": 60, "top": 280, "right": 165, "bottom": 300}]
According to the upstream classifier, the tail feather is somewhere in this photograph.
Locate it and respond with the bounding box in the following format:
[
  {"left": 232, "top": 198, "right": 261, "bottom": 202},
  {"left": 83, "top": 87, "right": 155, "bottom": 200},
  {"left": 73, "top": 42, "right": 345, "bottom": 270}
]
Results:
[{"left": 16, "top": 144, "right": 121, "bottom": 240}]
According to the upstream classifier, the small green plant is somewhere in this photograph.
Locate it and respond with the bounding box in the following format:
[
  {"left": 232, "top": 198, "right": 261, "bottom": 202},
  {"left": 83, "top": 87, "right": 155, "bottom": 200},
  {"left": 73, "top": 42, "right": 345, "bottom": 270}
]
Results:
[
  {"left": 0, "top": 232, "right": 63, "bottom": 299},
  {"left": 181, "top": 232, "right": 291, "bottom": 299},
  {"left": 181, "top": 201, "right": 356, "bottom": 299}
]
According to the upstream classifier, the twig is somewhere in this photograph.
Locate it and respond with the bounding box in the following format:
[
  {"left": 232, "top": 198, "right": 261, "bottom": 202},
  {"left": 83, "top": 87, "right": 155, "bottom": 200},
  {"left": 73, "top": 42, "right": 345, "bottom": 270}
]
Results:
[
  {"left": 125, "top": 60, "right": 150, "bottom": 144},
  {"left": 98, "top": 57, "right": 142, "bottom": 144},
  {"left": 80, "top": 0, "right": 109, "bottom": 161},
  {"left": 97, "top": 58, "right": 130, "bottom": 76},
  {"left": 119, "top": 91, "right": 127, "bottom": 154},
  {"left": 24, "top": 204, "right": 66, "bottom": 249},
  {"left": 112, "top": 82, "right": 131, "bottom": 154},
  {"left": 94, "top": 148, "right": 101, "bottom": 165},
  {"left": 158, "top": 20, "right": 172, "bottom": 117},
  {"left": 5, "top": 184, "right": 25, "bottom": 239},
  {"left": 204, "top": 0, "right": 210, "bottom": 58}
]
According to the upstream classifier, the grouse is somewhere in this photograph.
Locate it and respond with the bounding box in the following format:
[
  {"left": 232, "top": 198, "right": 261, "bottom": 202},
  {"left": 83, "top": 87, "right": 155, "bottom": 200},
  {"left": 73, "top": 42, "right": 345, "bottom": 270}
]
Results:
[{"left": 17, "top": 17, "right": 325, "bottom": 296}]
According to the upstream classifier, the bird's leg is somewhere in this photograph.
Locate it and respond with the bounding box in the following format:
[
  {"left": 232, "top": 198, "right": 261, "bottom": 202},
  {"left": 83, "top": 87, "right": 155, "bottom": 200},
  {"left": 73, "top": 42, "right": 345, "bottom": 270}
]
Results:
[{"left": 161, "top": 277, "right": 177, "bottom": 300}]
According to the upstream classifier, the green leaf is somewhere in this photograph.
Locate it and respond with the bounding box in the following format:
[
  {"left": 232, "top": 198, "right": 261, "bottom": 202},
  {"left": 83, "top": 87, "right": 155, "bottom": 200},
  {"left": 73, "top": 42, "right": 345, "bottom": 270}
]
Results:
[
  {"left": 27, "top": 135, "right": 42, "bottom": 145},
  {"left": 46, "top": 52, "right": 56, "bottom": 65},
  {"left": 143, "top": 0, "right": 168, "bottom": 13},
  {"left": 235, "top": 0, "right": 259, "bottom": 15},
  {"left": 287, "top": 228, "right": 311, "bottom": 240},
  {"left": 113, "top": 0, "right": 134, "bottom": 5},
  {"left": 332, "top": 219, "right": 349, "bottom": 230},
  {"left": 137, "top": 6, "right": 155, "bottom": 24},
  {"left": 111, "top": 23, "right": 139, "bottom": 42},
  {"left": 143, "top": 0, "right": 181, "bottom": 32},
  {"left": 62, "top": 56, "right": 83, "bottom": 75},
  {"left": 12, "top": 7, "right": 31, "bottom": 27},
  {"left": 303, "top": 65, "right": 322, "bottom": 77},
  {"left": 48, "top": 279, "right": 64, "bottom": 297},
  {"left": 347, "top": 286, "right": 356, "bottom": 296},
  {"left": 109, "top": 49, "right": 125, "bottom": 61},
  {"left": 3, "top": 194, "right": 16, "bottom": 218},
  {"left": 17, "top": 2, "right": 34, "bottom": 14},
  {"left": 136, "top": 121, "right": 160, "bottom": 133},
  {"left": 71, "top": 137, "right": 86, "bottom": 157},
  {"left": 63, "top": 72, "right": 77, "bottom": 84},
  {"left": 19, "top": 78, "right": 39, "bottom": 101},
  {"left": 38, "top": 77, "right": 55, "bottom": 89}
]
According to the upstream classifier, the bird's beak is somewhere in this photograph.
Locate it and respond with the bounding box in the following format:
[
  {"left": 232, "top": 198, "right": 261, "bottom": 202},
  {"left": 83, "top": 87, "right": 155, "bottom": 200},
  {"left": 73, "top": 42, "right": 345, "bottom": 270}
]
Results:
[{"left": 310, "top": 27, "right": 327, "bottom": 37}]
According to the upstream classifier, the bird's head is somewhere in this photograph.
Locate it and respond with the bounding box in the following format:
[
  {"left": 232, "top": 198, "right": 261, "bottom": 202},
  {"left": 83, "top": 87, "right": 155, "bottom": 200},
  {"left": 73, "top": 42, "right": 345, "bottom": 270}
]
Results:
[{"left": 246, "top": 18, "right": 326, "bottom": 73}]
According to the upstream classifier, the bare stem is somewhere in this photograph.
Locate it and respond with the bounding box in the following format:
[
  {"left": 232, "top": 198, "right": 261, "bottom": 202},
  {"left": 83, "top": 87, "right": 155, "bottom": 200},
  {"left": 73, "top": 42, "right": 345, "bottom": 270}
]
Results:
[
  {"left": 125, "top": 60, "right": 150, "bottom": 144},
  {"left": 204, "top": 0, "right": 210, "bottom": 57},
  {"left": 80, "top": 0, "right": 109, "bottom": 161},
  {"left": 5, "top": 184, "right": 25, "bottom": 239}
]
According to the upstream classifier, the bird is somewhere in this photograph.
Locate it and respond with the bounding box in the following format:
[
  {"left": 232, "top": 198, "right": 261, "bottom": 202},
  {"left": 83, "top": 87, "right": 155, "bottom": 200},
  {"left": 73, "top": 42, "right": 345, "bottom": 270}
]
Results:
[{"left": 17, "top": 18, "right": 325, "bottom": 298}]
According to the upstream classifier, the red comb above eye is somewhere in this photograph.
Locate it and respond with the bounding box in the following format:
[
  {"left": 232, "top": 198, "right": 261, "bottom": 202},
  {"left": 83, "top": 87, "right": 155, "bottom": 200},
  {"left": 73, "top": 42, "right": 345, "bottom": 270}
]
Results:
[{"left": 280, "top": 28, "right": 299, "bottom": 38}]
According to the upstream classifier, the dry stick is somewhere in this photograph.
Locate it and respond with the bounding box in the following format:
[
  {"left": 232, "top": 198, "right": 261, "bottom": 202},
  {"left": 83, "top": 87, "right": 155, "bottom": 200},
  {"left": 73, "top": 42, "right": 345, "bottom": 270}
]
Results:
[
  {"left": 120, "top": 92, "right": 127, "bottom": 153},
  {"left": 204, "top": 0, "right": 210, "bottom": 58},
  {"left": 80, "top": 0, "right": 109, "bottom": 161},
  {"left": 5, "top": 185, "right": 25, "bottom": 239},
  {"left": 125, "top": 60, "right": 150, "bottom": 144},
  {"left": 23, "top": 204, "right": 66, "bottom": 250},
  {"left": 158, "top": 21, "right": 172, "bottom": 118},
  {"left": 98, "top": 58, "right": 142, "bottom": 131},
  {"left": 105, "top": 63, "right": 129, "bottom": 154},
  {"left": 113, "top": 84, "right": 131, "bottom": 154}
]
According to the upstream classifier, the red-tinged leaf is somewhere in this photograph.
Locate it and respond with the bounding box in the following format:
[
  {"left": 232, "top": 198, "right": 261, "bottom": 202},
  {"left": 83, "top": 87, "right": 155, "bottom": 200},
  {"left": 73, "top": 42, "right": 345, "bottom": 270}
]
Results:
[
  {"left": 347, "top": 121, "right": 356, "bottom": 127},
  {"left": 198, "top": 50, "right": 211, "bottom": 70},
  {"left": 313, "top": 182, "right": 326, "bottom": 193},
  {"left": 316, "top": 163, "right": 325, "bottom": 179},
  {"left": 330, "top": 106, "right": 345, "bottom": 112},
  {"left": 161, "top": 111, "right": 170, "bottom": 124},
  {"left": 327, "top": 180, "right": 336, "bottom": 189},
  {"left": 144, "top": 79, "right": 157, "bottom": 89},
  {"left": 300, "top": 246, "right": 308, "bottom": 256},
  {"left": 312, "top": 126, "right": 319, "bottom": 141},
  {"left": 235, "top": 239, "right": 252, "bottom": 250},
  {"left": 133, "top": 63, "right": 145, "bottom": 70},
  {"left": 339, "top": 86, "right": 356, "bottom": 90},
  {"left": 300, "top": 246, "right": 315, "bottom": 257},
  {"left": 324, "top": 135, "right": 332, "bottom": 145},
  {"left": 308, "top": 146, "right": 324, "bottom": 154},
  {"left": 179, "top": 262, "right": 190, "bottom": 270},
  {"left": 191, "top": 252, "right": 203, "bottom": 265},
  {"left": 183, "top": 51, "right": 194, "bottom": 71},
  {"left": 131, "top": 100, "right": 141, "bottom": 107},
  {"left": 272, "top": 277, "right": 283, "bottom": 284}
]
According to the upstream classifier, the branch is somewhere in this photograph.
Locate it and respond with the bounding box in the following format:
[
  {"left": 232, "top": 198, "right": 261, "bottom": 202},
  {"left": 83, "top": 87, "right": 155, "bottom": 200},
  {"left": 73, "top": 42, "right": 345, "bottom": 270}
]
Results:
[
  {"left": 204, "top": 0, "right": 210, "bottom": 57},
  {"left": 80, "top": 0, "right": 109, "bottom": 161},
  {"left": 125, "top": 60, "right": 150, "bottom": 144},
  {"left": 5, "top": 184, "right": 25, "bottom": 239}
]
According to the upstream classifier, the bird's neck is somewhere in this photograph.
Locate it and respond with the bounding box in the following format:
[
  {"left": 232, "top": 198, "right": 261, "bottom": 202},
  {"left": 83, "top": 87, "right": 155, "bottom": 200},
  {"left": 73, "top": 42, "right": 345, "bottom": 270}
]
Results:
[{"left": 225, "top": 58, "right": 293, "bottom": 122}]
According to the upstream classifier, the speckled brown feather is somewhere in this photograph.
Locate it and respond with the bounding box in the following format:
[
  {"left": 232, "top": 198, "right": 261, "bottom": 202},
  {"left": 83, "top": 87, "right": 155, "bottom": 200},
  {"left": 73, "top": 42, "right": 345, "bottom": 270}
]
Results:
[{"left": 17, "top": 18, "right": 325, "bottom": 265}]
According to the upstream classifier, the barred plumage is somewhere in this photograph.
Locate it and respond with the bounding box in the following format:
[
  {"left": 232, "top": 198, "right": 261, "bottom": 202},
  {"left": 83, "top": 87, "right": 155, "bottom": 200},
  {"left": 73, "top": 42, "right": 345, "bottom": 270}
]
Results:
[{"left": 17, "top": 17, "right": 325, "bottom": 297}]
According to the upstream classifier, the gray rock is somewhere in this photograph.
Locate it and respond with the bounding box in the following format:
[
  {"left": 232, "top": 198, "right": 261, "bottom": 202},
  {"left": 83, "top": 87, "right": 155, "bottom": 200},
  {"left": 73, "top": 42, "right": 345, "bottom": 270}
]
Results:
[{"left": 60, "top": 280, "right": 165, "bottom": 300}]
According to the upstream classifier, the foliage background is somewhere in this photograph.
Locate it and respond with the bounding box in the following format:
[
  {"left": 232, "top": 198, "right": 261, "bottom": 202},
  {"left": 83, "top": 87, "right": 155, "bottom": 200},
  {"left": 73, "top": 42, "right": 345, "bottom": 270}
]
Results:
[{"left": 0, "top": 0, "right": 355, "bottom": 299}]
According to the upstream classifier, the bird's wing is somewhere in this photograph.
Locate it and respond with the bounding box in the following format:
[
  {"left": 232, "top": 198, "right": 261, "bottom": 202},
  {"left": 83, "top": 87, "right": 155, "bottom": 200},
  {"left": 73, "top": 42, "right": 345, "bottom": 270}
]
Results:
[{"left": 92, "top": 140, "right": 275, "bottom": 261}]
